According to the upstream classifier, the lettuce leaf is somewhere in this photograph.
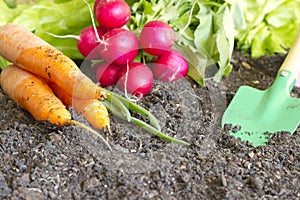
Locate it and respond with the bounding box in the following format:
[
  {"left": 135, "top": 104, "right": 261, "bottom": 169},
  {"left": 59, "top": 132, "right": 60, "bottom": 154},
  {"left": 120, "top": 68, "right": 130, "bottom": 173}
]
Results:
[
  {"left": 234, "top": 0, "right": 300, "bottom": 58},
  {"left": 0, "top": 0, "right": 94, "bottom": 63}
]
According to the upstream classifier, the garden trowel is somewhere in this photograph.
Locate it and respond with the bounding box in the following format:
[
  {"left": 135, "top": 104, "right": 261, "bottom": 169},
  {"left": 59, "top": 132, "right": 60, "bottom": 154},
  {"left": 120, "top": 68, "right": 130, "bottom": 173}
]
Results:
[{"left": 222, "top": 31, "right": 300, "bottom": 146}]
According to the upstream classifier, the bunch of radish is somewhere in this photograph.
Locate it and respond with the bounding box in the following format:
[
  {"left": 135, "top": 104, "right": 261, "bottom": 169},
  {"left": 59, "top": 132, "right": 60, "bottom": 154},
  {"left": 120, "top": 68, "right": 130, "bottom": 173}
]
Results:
[{"left": 77, "top": 0, "right": 188, "bottom": 99}]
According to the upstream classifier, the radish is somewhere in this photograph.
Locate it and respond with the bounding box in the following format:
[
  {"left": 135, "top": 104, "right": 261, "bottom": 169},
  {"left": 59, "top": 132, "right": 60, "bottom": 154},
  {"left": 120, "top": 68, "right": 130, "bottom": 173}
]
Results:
[
  {"left": 77, "top": 26, "right": 106, "bottom": 59},
  {"left": 140, "top": 20, "right": 176, "bottom": 56},
  {"left": 95, "top": 62, "right": 122, "bottom": 87},
  {"left": 45, "top": 25, "right": 106, "bottom": 60},
  {"left": 94, "top": 0, "right": 100, "bottom": 12},
  {"left": 94, "top": 0, "right": 131, "bottom": 29},
  {"left": 151, "top": 50, "right": 188, "bottom": 82},
  {"left": 99, "top": 28, "right": 139, "bottom": 65},
  {"left": 117, "top": 62, "right": 154, "bottom": 98}
]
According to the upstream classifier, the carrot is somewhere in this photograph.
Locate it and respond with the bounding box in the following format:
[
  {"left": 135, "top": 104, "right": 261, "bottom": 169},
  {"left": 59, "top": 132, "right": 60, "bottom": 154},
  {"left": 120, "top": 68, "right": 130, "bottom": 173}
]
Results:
[
  {"left": 0, "top": 65, "right": 111, "bottom": 150},
  {"left": 74, "top": 98, "right": 110, "bottom": 132},
  {"left": 47, "top": 81, "right": 110, "bottom": 132},
  {"left": 0, "top": 23, "right": 106, "bottom": 100}
]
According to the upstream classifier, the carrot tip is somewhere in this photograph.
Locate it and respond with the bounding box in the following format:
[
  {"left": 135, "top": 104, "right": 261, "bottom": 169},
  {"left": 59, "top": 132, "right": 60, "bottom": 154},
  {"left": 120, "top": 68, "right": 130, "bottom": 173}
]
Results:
[{"left": 69, "top": 120, "right": 112, "bottom": 151}]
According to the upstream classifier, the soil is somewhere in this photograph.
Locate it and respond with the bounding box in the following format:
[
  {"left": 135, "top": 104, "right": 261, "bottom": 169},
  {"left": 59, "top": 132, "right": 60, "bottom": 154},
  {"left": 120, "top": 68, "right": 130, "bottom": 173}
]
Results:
[{"left": 0, "top": 50, "right": 300, "bottom": 200}]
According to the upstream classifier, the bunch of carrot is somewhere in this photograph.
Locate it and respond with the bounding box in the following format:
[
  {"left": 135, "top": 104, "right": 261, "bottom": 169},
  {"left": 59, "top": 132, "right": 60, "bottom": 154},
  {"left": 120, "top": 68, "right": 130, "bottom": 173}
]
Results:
[{"left": 0, "top": 23, "right": 189, "bottom": 149}]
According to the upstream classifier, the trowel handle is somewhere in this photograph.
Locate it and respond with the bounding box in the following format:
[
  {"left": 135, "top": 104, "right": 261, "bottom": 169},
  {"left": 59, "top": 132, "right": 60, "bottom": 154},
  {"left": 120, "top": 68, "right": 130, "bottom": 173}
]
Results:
[{"left": 280, "top": 30, "right": 300, "bottom": 79}]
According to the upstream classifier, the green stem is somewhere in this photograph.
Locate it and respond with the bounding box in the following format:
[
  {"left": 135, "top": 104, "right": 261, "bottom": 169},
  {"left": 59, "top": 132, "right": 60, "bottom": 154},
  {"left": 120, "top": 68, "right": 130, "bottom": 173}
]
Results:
[
  {"left": 103, "top": 100, "right": 190, "bottom": 146},
  {"left": 105, "top": 90, "right": 161, "bottom": 131},
  {"left": 130, "top": 117, "right": 190, "bottom": 146},
  {"left": 105, "top": 92, "right": 131, "bottom": 122}
]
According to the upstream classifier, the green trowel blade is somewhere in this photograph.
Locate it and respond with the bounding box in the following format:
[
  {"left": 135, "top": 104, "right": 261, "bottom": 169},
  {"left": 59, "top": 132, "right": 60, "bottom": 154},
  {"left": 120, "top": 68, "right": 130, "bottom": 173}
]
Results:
[{"left": 222, "top": 71, "right": 300, "bottom": 146}]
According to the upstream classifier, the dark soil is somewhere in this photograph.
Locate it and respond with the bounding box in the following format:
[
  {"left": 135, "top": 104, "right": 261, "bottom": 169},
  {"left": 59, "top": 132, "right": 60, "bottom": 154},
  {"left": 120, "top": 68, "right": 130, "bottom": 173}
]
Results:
[{"left": 1, "top": 51, "right": 299, "bottom": 199}]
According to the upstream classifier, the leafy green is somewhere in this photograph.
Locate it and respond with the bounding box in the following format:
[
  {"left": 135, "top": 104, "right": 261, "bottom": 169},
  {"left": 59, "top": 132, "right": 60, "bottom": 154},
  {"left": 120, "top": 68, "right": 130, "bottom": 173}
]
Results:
[
  {"left": 0, "top": 0, "right": 94, "bottom": 64},
  {"left": 234, "top": 0, "right": 300, "bottom": 58}
]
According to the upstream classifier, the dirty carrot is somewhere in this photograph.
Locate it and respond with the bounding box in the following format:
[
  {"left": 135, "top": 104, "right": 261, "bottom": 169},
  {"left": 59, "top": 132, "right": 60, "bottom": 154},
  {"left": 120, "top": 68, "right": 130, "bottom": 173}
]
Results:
[
  {"left": 0, "top": 23, "right": 106, "bottom": 100},
  {"left": 47, "top": 81, "right": 110, "bottom": 132},
  {"left": 0, "top": 65, "right": 111, "bottom": 150}
]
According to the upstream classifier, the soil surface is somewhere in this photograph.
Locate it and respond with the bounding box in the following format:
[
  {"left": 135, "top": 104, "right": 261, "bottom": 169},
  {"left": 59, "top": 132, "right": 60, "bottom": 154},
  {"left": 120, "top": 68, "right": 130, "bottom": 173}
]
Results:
[{"left": 0, "top": 50, "right": 299, "bottom": 199}]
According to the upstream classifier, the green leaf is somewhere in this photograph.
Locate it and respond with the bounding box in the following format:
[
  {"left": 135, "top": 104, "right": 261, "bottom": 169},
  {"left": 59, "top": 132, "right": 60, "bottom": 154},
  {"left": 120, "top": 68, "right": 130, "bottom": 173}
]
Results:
[
  {"left": 194, "top": 9, "right": 214, "bottom": 53},
  {"left": 174, "top": 43, "right": 214, "bottom": 86},
  {"left": 0, "top": 0, "right": 95, "bottom": 60},
  {"left": 172, "top": 13, "right": 195, "bottom": 41},
  {"left": 213, "top": 4, "right": 234, "bottom": 81},
  {"left": 11, "top": 7, "right": 39, "bottom": 31},
  {"left": 235, "top": 0, "right": 300, "bottom": 58}
]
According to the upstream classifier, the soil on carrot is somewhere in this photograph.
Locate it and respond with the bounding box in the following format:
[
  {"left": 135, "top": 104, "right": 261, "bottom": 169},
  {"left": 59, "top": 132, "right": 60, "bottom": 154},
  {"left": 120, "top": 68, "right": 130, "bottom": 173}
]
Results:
[{"left": 1, "top": 50, "right": 299, "bottom": 199}]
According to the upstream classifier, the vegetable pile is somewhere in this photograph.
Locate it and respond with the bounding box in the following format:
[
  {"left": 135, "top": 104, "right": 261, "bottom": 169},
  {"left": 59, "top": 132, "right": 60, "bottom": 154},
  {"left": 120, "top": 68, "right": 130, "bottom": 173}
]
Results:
[{"left": 0, "top": 23, "right": 189, "bottom": 150}]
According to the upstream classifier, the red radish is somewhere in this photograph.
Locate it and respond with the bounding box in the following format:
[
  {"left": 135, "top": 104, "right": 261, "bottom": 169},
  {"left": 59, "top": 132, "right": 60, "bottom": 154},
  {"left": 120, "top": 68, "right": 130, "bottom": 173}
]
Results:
[
  {"left": 95, "top": 62, "right": 122, "bottom": 87},
  {"left": 99, "top": 28, "right": 139, "bottom": 65},
  {"left": 94, "top": 0, "right": 100, "bottom": 12},
  {"left": 117, "top": 62, "right": 154, "bottom": 98},
  {"left": 140, "top": 20, "right": 176, "bottom": 56},
  {"left": 94, "top": 0, "right": 131, "bottom": 29},
  {"left": 45, "top": 25, "right": 106, "bottom": 60},
  {"left": 151, "top": 50, "right": 188, "bottom": 82},
  {"left": 77, "top": 26, "right": 106, "bottom": 59}
]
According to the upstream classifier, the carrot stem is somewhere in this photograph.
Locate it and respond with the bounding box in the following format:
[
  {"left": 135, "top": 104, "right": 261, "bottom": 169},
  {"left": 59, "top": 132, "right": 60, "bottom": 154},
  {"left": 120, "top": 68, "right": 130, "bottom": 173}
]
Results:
[
  {"left": 130, "top": 117, "right": 190, "bottom": 146},
  {"left": 104, "top": 93, "right": 131, "bottom": 122},
  {"left": 69, "top": 120, "right": 112, "bottom": 151},
  {"left": 103, "top": 101, "right": 190, "bottom": 146},
  {"left": 105, "top": 90, "right": 161, "bottom": 131}
]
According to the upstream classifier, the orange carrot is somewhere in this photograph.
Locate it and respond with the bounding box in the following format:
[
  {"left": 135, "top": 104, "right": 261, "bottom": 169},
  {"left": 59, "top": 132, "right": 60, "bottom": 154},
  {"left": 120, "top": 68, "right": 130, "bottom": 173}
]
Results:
[
  {"left": 47, "top": 81, "right": 110, "bottom": 132},
  {"left": 0, "top": 65, "right": 111, "bottom": 150},
  {"left": 74, "top": 98, "right": 110, "bottom": 132},
  {"left": 1, "top": 65, "right": 70, "bottom": 126},
  {"left": 0, "top": 23, "right": 106, "bottom": 100}
]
